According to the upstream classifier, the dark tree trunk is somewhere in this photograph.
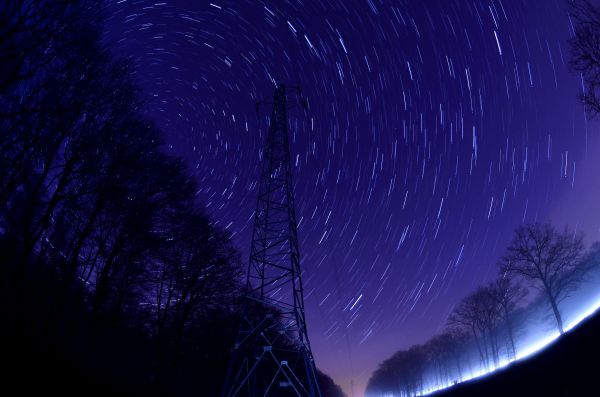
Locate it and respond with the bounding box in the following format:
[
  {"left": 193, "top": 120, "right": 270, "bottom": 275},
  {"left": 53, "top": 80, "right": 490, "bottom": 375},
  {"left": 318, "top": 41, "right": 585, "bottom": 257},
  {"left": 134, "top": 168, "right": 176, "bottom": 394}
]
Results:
[
  {"left": 543, "top": 281, "right": 564, "bottom": 334},
  {"left": 503, "top": 307, "right": 517, "bottom": 359},
  {"left": 548, "top": 294, "right": 564, "bottom": 334}
]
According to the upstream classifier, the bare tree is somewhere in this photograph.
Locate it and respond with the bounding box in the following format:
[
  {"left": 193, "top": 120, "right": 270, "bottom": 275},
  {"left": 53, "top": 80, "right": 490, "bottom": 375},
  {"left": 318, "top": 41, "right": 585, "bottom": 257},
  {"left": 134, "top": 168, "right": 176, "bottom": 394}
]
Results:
[
  {"left": 569, "top": 0, "right": 600, "bottom": 116},
  {"left": 366, "top": 346, "right": 427, "bottom": 397},
  {"left": 445, "top": 328, "right": 470, "bottom": 382},
  {"left": 0, "top": 2, "right": 255, "bottom": 393},
  {"left": 424, "top": 335, "right": 448, "bottom": 387},
  {"left": 486, "top": 274, "right": 526, "bottom": 360},
  {"left": 448, "top": 285, "right": 505, "bottom": 369},
  {"left": 425, "top": 331, "right": 468, "bottom": 387},
  {"left": 473, "top": 288, "right": 503, "bottom": 366},
  {"left": 447, "top": 293, "right": 484, "bottom": 369},
  {"left": 501, "top": 223, "right": 585, "bottom": 334}
]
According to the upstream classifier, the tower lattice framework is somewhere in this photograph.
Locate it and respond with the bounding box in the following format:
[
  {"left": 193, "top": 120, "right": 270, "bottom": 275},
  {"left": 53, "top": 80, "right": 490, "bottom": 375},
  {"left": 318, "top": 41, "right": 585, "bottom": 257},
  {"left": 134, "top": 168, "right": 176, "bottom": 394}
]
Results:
[{"left": 222, "top": 85, "right": 321, "bottom": 397}]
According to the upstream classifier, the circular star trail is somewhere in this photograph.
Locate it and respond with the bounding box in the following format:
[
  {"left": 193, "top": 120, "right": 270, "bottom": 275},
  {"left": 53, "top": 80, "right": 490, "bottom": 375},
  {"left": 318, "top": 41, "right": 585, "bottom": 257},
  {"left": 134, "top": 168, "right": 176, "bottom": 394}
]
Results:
[{"left": 104, "top": 1, "right": 600, "bottom": 395}]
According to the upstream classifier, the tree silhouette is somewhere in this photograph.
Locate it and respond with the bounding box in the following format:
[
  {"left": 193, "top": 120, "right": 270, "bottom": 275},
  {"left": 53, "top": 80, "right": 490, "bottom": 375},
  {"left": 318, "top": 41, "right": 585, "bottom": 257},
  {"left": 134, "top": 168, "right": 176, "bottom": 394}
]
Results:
[
  {"left": 486, "top": 274, "right": 526, "bottom": 360},
  {"left": 448, "top": 287, "right": 500, "bottom": 369},
  {"left": 367, "top": 347, "right": 420, "bottom": 396},
  {"left": 569, "top": 0, "right": 600, "bottom": 116},
  {"left": 367, "top": 222, "right": 598, "bottom": 396},
  {"left": 424, "top": 332, "right": 467, "bottom": 387},
  {"left": 0, "top": 2, "right": 347, "bottom": 395},
  {"left": 501, "top": 223, "right": 585, "bottom": 334},
  {"left": 151, "top": 207, "right": 240, "bottom": 378}
]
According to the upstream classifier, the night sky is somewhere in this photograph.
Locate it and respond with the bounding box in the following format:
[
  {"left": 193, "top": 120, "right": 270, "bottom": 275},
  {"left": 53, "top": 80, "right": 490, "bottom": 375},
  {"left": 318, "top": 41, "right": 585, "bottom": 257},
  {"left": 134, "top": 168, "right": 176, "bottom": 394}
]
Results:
[{"left": 103, "top": 1, "right": 600, "bottom": 395}]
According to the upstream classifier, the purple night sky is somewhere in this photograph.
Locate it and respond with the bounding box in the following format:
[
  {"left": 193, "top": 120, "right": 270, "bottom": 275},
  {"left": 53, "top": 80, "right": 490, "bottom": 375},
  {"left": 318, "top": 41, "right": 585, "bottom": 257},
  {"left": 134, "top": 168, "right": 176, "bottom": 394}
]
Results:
[{"left": 103, "top": 1, "right": 600, "bottom": 395}]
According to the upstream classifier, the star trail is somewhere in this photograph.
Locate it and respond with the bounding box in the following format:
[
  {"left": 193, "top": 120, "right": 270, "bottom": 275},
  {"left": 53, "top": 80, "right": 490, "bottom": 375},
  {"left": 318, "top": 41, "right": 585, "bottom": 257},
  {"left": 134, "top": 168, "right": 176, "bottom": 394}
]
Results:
[{"left": 103, "top": 1, "right": 600, "bottom": 395}]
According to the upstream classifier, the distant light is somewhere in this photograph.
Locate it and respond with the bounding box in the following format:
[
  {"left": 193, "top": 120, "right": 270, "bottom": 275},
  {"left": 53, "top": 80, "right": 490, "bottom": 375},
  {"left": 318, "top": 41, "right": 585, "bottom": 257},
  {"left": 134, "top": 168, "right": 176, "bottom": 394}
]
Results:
[
  {"left": 516, "top": 332, "right": 560, "bottom": 361},
  {"left": 412, "top": 297, "right": 600, "bottom": 396}
]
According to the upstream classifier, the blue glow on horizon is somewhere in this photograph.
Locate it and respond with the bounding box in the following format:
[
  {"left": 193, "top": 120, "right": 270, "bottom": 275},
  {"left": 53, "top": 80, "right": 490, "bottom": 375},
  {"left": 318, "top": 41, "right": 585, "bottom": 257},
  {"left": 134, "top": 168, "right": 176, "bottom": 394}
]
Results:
[{"left": 406, "top": 297, "right": 600, "bottom": 397}]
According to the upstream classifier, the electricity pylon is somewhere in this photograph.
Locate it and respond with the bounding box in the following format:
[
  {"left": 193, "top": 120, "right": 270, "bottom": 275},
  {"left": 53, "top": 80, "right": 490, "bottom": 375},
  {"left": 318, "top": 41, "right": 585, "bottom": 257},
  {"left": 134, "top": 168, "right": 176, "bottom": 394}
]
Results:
[{"left": 222, "top": 85, "right": 321, "bottom": 397}]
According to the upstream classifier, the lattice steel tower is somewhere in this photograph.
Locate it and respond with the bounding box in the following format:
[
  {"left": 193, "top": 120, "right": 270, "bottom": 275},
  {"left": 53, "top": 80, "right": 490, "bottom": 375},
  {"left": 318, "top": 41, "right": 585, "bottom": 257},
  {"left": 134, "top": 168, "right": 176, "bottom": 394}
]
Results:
[{"left": 222, "top": 85, "right": 321, "bottom": 397}]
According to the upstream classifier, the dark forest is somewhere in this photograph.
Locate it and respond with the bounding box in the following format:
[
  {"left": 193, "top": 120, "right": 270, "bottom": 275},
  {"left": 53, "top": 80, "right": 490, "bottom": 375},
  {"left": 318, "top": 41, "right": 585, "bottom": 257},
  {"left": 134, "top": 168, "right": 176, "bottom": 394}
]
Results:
[
  {"left": 4, "top": 1, "right": 600, "bottom": 397},
  {"left": 0, "top": 2, "right": 343, "bottom": 396}
]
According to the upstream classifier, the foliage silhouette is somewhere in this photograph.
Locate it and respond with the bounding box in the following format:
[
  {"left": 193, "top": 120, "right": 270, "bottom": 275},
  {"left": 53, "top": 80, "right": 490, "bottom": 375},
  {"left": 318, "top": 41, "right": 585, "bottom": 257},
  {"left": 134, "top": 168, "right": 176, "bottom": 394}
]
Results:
[{"left": 0, "top": 2, "right": 343, "bottom": 396}]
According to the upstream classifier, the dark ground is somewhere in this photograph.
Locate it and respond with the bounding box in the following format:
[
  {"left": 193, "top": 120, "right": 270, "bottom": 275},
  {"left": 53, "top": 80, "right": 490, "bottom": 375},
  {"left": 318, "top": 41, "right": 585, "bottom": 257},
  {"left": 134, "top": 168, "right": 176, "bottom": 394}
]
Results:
[{"left": 434, "top": 310, "right": 600, "bottom": 397}]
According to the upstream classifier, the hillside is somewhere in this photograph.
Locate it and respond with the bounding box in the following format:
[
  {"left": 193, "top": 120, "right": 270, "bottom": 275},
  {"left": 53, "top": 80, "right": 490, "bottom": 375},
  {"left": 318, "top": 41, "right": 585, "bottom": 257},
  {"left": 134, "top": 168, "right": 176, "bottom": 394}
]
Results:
[{"left": 433, "top": 308, "right": 600, "bottom": 397}]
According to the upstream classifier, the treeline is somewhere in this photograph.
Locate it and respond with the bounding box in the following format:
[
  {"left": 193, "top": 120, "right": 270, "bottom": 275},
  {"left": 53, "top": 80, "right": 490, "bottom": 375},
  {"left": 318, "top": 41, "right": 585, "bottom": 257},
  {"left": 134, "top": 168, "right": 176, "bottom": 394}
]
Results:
[
  {"left": 0, "top": 2, "right": 343, "bottom": 396},
  {"left": 366, "top": 223, "right": 600, "bottom": 397},
  {"left": 365, "top": 1, "right": 600, "bottom": 395},
  {"left": 0, "top": 1, "right": 242, "bottom": 395}
]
